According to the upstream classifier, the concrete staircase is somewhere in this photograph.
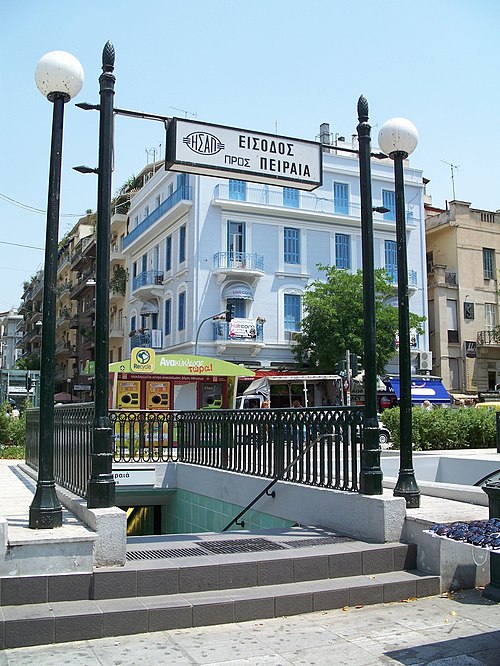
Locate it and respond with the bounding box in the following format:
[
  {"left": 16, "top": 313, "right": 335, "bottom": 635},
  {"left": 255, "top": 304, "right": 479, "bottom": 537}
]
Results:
[{"left": 0, "top": 530, "right": 440, "bottom": 649}]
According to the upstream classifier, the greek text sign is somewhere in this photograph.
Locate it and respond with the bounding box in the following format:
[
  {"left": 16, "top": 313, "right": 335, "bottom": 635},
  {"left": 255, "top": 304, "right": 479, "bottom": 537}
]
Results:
[
  {"left": 166, "top": 118, "right": 322, "bottom": 190},
  {"left": 113, "top": 466, "right": 155, "bottom": 486}
]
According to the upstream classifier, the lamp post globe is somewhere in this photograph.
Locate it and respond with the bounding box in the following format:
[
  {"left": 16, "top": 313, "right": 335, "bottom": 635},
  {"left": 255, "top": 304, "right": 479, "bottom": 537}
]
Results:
[
  {"left": 378, "top": 117, "right": 418, "bottom": 159},
  {"left": 29, "top": 50, "right": 84, "bottom": 529},
  {"left": 379, "top": 115, "right": 421, "bottom": 509},
  {"left": 35, "top": 50, "right": 84, "bottom": 101}
]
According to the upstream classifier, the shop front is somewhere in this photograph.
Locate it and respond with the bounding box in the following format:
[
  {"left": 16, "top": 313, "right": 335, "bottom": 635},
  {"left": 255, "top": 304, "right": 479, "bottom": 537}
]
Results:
[{"left": 109, "top": 348, "right": 254, "bottom": 410}]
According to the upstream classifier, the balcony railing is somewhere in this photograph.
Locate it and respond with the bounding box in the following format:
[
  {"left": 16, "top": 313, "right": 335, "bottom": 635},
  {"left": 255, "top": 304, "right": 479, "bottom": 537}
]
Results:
[
  {"left": 123, "top": 184, "right": 192, "bottom": 250},
  {"left": 132, "top": 270, "right": 164, "bottom": 292},
  {"left": 213, "top": 251, "right": 264, "bottom": 272},
  {"left": 213, "top": 320, "right": 264, "bottom": 342},
  {"left": 445, "top": 272, "right": 457, "bottom": 285},
  {"left": 384, "top": 268, "right": 418, "bottom": 287},
  {"left": 129, "top": 329, "right": 163, "bottom": 351},
  {"left": 478, "top": 329, "right": 500, "bottom": 346},
  {"left": 213, "top": 183, "right": 417, "bottom": 224}
]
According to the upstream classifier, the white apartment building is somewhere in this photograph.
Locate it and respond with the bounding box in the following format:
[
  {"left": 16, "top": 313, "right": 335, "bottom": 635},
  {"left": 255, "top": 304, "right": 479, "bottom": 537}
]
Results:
[{"left": 121, "top": 126, "right": 428, "bottom": 372}]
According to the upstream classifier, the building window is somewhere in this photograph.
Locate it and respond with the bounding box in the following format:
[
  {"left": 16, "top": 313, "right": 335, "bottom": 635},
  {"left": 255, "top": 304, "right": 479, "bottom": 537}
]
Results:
[
  {"left": 384, "top": 240, "right": 398, "bottom": 282},
  {"left": 483, "top": 247, "right": 495, "bottom": 279},
  {"left": 130, "top": 315, "right": 136, "bottom": 333},
  {"left": 168, "top": 183, "right": 174, "bottom": 197},
  {"left": 229, "top": 179, "right": 247, "bottom": 201},
  {"left": 153, "top": 244, "right": 160, "bottom": 272},
  {"left": 177, "top": 173, "right": 189, "bottom": 194},
  {"left": 283, "top": 187, "right": 299, "bottom": 208},
  {"left": 382, "top": 190, "right": 396, "bottom": 221},
  {"left": 133, "top": 215, "right": 139, "bottom": 229},
  {"left": 335, "top": 233, "right": 350, "bottom": 269},
  {"left": 284, "top": 227, "right": 300, "bottom": 264},
  {"left": 178, "top": 292, "right": 186, "bottom": 331},
  {"left": 227, "top": 298, "right": 246, "bottom": 318},
  {"left": 155, "top": 195, "right": 161, "bottom": 209},
  {"left": 143, "top": 205, "right": 150, "bottom": 219},
  {"left": 447, "top": 299, "right": 459, "bottom": 343},
  {"left": 334, "top": 182, "right": 349, "bottom": 214},
  {"left": 284, "top": 294, "right": 301, "bottom": 332},
  {"left": 426, "top": 251, "right": 433, "bottom": 274},
  {"left": 227, "top": 221, "right": 245, "bottom": 258},
  {"left": 165, "top": 235, "right": 172, "bottom": 272},
  {"left": 485, "top": 303, "right": 497, "bottom": 330},
  {"left": 132, "top": 261, "right": 137, "bottom": 278},
  {"left": 164, "top": 298, "right": 171, "bottom": 336},
  {"left": 179, "top": 225, "right": 186, "bottom": 263}
]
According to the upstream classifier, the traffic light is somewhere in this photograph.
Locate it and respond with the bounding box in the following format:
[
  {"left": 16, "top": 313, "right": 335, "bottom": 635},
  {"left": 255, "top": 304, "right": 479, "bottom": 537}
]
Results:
[
  {"left": 335, "top": 360, "right": 346, "bottom": 376},
  {"left": 25, "top": 373, "right": 33, "bottom": 392},
  {"left": 350, "top": 353, "right": 363, "bottom": 375},
  {"left": 225, "top": 304, "right": 234, "bottom": 322}
]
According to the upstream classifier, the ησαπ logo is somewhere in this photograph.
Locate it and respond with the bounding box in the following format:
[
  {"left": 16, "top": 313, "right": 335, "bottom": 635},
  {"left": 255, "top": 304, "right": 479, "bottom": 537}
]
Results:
[{"left": 183, "top": 132, "right": 224, "bottom": 155}]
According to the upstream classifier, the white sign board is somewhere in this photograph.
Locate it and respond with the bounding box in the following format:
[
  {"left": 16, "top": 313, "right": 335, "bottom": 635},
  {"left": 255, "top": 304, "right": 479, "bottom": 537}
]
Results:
[
  {"left": 113, "top": 467, "right": 155, "bottom": 487},
  {"left": 229, "top": 318, "right": 257, "bottom": 339},
  {"left": 166, "top": 118, "right": 322, "bottom": 191}
]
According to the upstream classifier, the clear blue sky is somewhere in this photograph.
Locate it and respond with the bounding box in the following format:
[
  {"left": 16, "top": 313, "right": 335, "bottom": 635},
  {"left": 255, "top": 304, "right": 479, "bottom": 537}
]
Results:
[{"left": 1, "top": 0, "right": 498, "bottom": 311}]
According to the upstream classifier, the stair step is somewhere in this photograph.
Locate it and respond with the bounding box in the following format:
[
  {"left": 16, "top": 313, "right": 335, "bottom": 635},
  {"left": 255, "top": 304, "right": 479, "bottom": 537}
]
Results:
[
  {"left": 0, "top": 542, "right": 417, "bottom": 606},
  {"left": 0, "top": 570, "right": 440, "bottom": 649}
]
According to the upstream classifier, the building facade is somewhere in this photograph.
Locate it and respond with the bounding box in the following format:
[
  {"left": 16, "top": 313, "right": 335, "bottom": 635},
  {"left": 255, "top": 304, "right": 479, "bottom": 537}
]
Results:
[
  {"left": 426, "top": 200, "right": 500, "bottom": 394},
  {"left": 122, "top": 127, "right": 428, "bottom": 372},
  {"left": 0, "top": 308, "right": 23, "bottom": 369}
]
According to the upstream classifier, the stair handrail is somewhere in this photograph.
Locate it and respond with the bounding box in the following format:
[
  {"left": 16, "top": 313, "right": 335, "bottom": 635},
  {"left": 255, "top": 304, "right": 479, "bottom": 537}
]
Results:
[{"left": 222, "top": 433, "right": 333, "bottom": 532}]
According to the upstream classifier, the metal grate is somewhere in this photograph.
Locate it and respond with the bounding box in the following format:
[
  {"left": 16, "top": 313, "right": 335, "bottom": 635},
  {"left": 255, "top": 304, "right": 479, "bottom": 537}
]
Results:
[
  {"left": 282, "top": 536, "right": 353, "bottom": 548},
  {"left": 127, "top": 547, "right": 204, "bottom": 561},
  {"left": 200, "top": 538, "right": 286, "bottom": 554}
]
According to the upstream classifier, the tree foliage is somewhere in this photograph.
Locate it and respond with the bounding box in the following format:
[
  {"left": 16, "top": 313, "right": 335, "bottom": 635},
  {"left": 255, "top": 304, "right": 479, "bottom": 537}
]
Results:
[
  {"left": 15, "top": 353, "right": 40, "bottom": 370},
  {"left": 293, "top": 265, "right": 425, "bottom": 375}
]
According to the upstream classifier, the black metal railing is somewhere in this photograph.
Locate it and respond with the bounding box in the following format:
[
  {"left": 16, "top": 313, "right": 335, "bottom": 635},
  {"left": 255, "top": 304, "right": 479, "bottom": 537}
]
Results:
[
  {"left": 26, "top": 405, "right": 363, "bottom": 499},
  {"left": 26, "top": 403, "right": 94, "bottom": 498}
]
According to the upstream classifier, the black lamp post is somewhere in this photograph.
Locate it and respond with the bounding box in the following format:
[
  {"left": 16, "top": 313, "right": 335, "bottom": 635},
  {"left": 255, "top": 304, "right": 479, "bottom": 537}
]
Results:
[
  {"left": 87, "top": 42, "right": 116, "bottom": 509},
  {"left": 30, "top": 51, "right": 84, "bottom": 529},
  {"left": 378, "top": 118, "right": 421, "bottom": 509},
  {"left": 357, "top": 96, "right": 383, "bottom": 495}
]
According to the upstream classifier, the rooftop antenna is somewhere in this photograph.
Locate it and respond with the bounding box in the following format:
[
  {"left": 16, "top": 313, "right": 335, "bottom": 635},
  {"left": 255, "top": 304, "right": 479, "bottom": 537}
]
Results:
[
  {"left": 442, "top": 160, "right": 460, "bottom": 200},
  {"left": 169, "top": 106, "right": 197, "bottom": 119}
]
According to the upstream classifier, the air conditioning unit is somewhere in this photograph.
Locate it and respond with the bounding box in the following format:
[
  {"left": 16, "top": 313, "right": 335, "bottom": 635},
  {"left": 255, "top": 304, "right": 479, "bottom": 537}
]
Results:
[{"left": 419, "top": 351, "right": 433, "bottom": 371}]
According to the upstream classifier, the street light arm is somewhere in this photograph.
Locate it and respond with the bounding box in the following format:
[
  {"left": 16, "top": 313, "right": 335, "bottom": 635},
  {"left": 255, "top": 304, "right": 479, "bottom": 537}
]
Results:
[{"left": 194, "top": 310, "right": 228, "bottom": 355}]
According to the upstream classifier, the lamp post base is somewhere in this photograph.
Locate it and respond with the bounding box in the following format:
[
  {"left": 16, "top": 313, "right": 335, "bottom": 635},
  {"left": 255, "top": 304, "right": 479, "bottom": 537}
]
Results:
[
  {"left": 394, "top": 469, "right": 421, "bottom": 508},
  {"left": 29, "top": 482, "right": 63, "bottom": 529}
]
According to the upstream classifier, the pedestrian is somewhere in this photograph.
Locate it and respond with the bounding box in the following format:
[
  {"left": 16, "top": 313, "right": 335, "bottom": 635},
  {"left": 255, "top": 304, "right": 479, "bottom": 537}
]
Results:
[
  {"left": 261, "top": 401, "right": 270, "bottom": 408},
  {"left": 422, "top": 400, "right": 432, "bottom": 411},
  {"left": 10, "top": 406, "right": 20, "bottom": 418}
]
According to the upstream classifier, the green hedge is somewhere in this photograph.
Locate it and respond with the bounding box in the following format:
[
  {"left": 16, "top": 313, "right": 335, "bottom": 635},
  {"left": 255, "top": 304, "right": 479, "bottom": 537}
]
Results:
[
  {"left": 0, "top": 404, "right": 26, "bottom": 458},
  {"left": 381, "top": 406, "right": 497, "bottom": 450}
]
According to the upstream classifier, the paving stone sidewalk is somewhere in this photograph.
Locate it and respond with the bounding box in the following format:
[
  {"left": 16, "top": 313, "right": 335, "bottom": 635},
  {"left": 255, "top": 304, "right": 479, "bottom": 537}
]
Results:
[{"left": 1, "top": 588, "right": 498, "bottom": 665}]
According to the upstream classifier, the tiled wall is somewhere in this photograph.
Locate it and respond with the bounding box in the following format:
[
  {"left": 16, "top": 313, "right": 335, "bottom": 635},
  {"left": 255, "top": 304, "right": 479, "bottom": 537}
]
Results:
[{"left": 164, "top": 488, "right": 293, "bottom": 533}]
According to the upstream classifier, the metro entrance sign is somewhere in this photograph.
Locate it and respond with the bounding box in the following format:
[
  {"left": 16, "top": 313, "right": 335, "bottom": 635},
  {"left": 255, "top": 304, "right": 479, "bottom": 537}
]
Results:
[{"left": 166, "top": 118, "right": 322, "bottom": 191}]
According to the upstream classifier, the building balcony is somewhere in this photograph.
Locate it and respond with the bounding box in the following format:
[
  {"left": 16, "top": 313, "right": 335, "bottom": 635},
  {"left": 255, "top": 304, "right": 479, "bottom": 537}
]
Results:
[
  {"left": 129, "top": 329, "right": 163, "bottom": 352},
  {"left": 213, "top": 252, "right": 265, "bottom": 283},
  {"left": 385, "top": 269, "right": 419, "bottom": 291},
  {"left": 70, "top": 271, "right": 96, "bottom": 300},
  {"left": 213, "top": 319, "right": 264, "bottom": 344},
  {"left": 212, "top": 183, "right": 417, "bottom": 227},
  {"left": 55, "top": 340, "right": 77, "bottom": 357},
  {"left": 109, "top": 326, "right": 125, "bottom": 340},
  {"left": 71, "top": 236, "right": 96, "bottom": 270},
  {"left": 477, "top": 330, "right": 500, "bottom": 346},
  {"left": 132, "top": 270, "right": 164, "bottom": 297},
  {"left": 123, "top": 185, "right": 192, "bottom": 251},
  {"left": 56, "top": 280, "right": 73, "bottom": 297}
]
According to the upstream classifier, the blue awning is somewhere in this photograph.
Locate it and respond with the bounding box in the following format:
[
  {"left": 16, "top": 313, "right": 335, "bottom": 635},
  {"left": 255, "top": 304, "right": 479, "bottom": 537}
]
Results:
[{"left": 383, "top": 377, "right": 451, "bottom": 405}]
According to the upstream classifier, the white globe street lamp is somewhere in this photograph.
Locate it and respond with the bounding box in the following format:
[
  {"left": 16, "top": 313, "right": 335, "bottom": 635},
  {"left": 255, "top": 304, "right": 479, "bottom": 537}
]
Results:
[
  {"left": 378, "top": 117, "right": 420, "bottom": 509},
  {"left": 29, "top": 51, "right": 84, "bottom": 530}
]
